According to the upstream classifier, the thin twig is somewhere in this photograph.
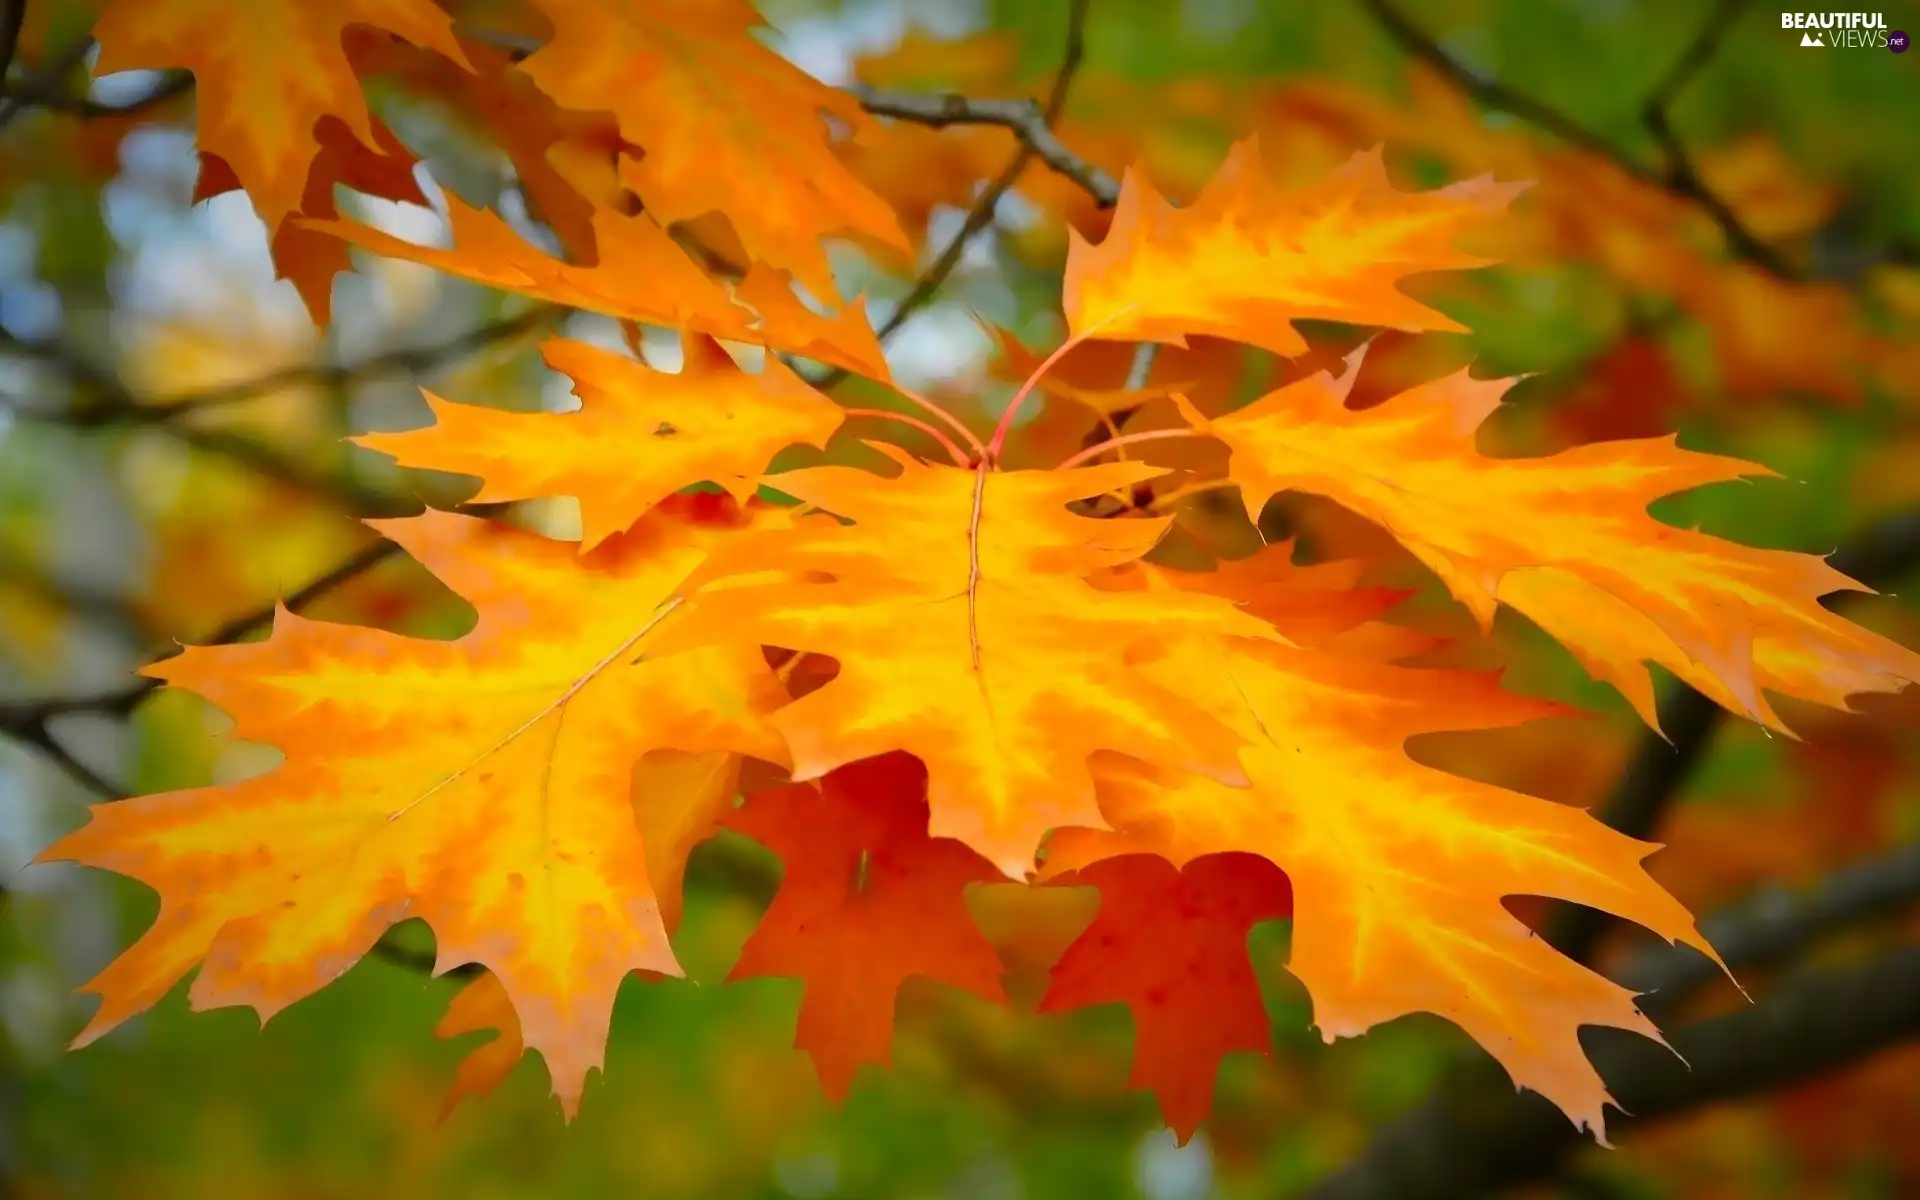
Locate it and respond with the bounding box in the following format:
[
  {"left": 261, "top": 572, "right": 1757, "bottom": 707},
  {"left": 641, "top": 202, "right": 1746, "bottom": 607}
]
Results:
[
  {"left": 806, "top": 0, "right": 1098, "bottom": 392},
  {"left": 1637, "top": 0, "right": 1789, "bottom": 275},
  {"left": 0, "top": 31, "right": 93, "bottom": 129},
  {"left": 1, "top": 307, "right": 558, "bottom": 427},
  {"left": 0, "top": 0, "right": 27, "bottom": 91},
  {"left": 852, "top": 86, "right": 1119, "bottom": 207},
  {"left": 1356, "top": 0, "right": 1796, "bottom": 280}
]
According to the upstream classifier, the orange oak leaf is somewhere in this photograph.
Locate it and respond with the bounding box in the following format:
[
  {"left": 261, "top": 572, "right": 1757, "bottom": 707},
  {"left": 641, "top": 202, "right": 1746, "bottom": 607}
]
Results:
[
  {"left": 88, "top": 0, "right": 468, "bottom": 237},
  {"left": 1170, "top": 346, "right": 1920, "bottom": 732},
  {"left": 356, "top": 333, "right": 845, "bottom": 550},
  {"left": 1095, "top": 542, "right": 1411, "bottom": 648},
  {"left": 658, "top": 447, "right": 1281, "bottom": 877},
  {"left": 36, "top": 500, "right": 789, "bottom": 1118},
  {"left": 724, "top": 753, "right": 1006, "bottom": 1099},
  {"left": 436, "top": 970, "right": 525, "bottom": 1118},
  {"left": 1038, "top": 853, "right": 1294, "bottom": 1142},
  {"left": 303, "top": 198, "right": 890, "bottom": 380},
  {"left": 1044, "top": 638, "right": 1719, "bottom": 1140},
  {"left": 345, "top": 28, "right": 628, "bottom": 266},
  {"left": 1063, "top": 139, "right": 1526, "bottom": 358},
  {"left": 518, "top": 0, "right": 910, "bottom": 302},
  {"left": 194, "top": 113, "right": 425, "bottom": 324}
]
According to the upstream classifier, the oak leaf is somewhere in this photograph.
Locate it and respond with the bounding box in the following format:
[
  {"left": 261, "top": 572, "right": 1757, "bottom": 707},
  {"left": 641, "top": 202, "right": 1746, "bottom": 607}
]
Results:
[
  {"left": 1039, "top": 853, "right": 1294, "bottom": 1142},
  {"left": 36, "top": 501, "right": 788, "bottom": 1117},
  {"left": 357, "top": 333, "right": 845, "bottom": 550},
  {"left": 88, "top": 0, "right": 468, "bottom": 238},
  {"left": 660, "top": 447, "right": 1280, "bottom": 876},
  {"left": 193, "top": 113, "right": 425, "bottom": 324},
  {"left": 346, "top": 29, "right": 628, "bottom": 266},
  {"left": 725, "top": 753, "right": 1006, "bottom": 1099},
  {"left": 304, "top": 198, "right": 891, "bottom": 380},
  {"left": 518, "top": 0, "right": 910, "bottom": 301},
  {"left": 1063, "top": 139, "right": 1526, "bottom": 357},
  {"left": 1170, "top": 347, "right": 1920, "bottom": 731},
  {"left": 436, "top": 971, "right": 526, "bottom": 1118},
  {"left": 1046, "top": 637, "right": 1720, "bottom": 1139}
]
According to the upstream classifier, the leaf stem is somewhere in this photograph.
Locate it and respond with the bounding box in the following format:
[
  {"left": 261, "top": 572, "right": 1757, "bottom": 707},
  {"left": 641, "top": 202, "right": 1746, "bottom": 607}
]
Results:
[
  {"left": 985, "top": 309, "right": 1144, "bottom": 462},
  {"left": 886, "top": 383, "right": 988, "bottom": 460},
  {"left": 1054, "top": 428, "right": 1205, "bottom": 471},
  {"left": 841, "top": 408, "right": 971, "bottom": 467}
]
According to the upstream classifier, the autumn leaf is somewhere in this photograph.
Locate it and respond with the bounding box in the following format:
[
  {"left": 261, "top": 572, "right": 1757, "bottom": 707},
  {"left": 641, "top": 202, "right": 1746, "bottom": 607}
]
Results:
[
  {"left": 517, "top": 0, "right": 911, "bottom": 301},
  {"left": 194, "top": 113, "right": 425, "bottom": 323},
  {"left": 88, "top": 0, "right": 468, "bottom": 237},
  {"left": 1045, "top": 637, "right": 1719, "bottom": 1139},
  {"left": 1063, "top": 139, "right": 1527, "bottom": 357},
  {"left": 1038, "top": 853, "right": 1294, "bottom": 1141},
  {"left": 303, "top": 197, "right": 891, "bottom": 380},
  {"left": 659, "top": 446, "right": 1281, "bottom": 876},
  {"left": 436, "top": 970, "right": 526, "bottom": 1118},
  {"left": 346, "top": 28, "right": 628, "bottom": 266},
  {"left": 725, "top": 753, "right": 1006, "bottom": 1099},
  {"left": 36, "top": 500, "right": 789, "bottom": 1117},
  {"left": 356, "top": 333, "right": 845, "bottom": 549},
  {"left": 632, "top": 748, "right": 750, "bottom": 935},
  {"left": 1170, "top": 346, "right": 1920, "bottom": 731},
  {"left": 1096, "top": 540, "right": 1412, "bottom": 648}
]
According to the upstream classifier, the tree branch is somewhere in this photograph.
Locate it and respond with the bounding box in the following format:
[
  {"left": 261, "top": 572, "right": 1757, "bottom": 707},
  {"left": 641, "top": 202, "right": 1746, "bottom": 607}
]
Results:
[
  {"left": 1356, "top": 0, "right": 1797, "bottom": 280},
  {"left": 0, "top": 0, "right": 27, "bottom": 92},
  {"left": 3, "top": 307, "right": 557, "bottom": 427},
  {"left": 1619, "top": 838, "right": 1920, "bottom": 1002},
  {"left": 1306, "top": 944, "right": 1920, "bottom": 1199},
  {"left": 0, "top": 31, "right": 92, "bottom": 129},
  {"left": 851, "top": 86, "right": 1119, "bottom": 208},
  {"left": 805, "top": 0, "right": 1098, "bottom": 392}
]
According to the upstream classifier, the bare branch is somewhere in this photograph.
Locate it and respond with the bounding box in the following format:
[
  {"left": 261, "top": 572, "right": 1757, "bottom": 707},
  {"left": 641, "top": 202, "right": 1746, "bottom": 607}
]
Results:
[
  {"left": 1307, "top": 944, "right": 1920, "bottom": 1199},
  {"left": 1357, "top": 0, "right": 1796, "bottom": 280},
  {"left": 0, "top": 0, "right": 27, "bottom": 91},
  {"left": 0, "top": 31, "right": 92, "bottom": 129},
  {"left": 807, "top": 0, "right": 1098, "bottom": 392},
  {"left": 1, "top": 307, "right": 557, "bottom": 428},
  {"left": 1620, "top": 839, "right": 1920, "bottom": 1002},
  {"left": 852, "top": 86, "right": 1119, "bottom": 208}
]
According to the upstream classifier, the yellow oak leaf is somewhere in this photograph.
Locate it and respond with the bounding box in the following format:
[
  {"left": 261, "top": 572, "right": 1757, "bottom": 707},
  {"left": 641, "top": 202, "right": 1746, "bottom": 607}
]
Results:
[
  {"left": 1063, "top": 139, "right": 1526, "bottom": 357},
  {"left": 356, "top": 333, "right": 845, "bottom": 550},
  {"left": 1171, "top": 348, "right": 1920, "bottom": 732},
  {"left": 36, "top": 501, "right": 789, "bottom": 1117},
  {"left": 1045, "top": 637, "right": 1720, "bottom": 1140},
  {"left": 656, "top": 446, "right": 1281, "bottom": 877},
  {"left": 518, "top": 0, "right": 910, "bottom": 302},
  {"left": 303, "top": 198, "right": 890, "bottom": 380},
  {"left": 89, "top": 0, "right": 468, "bottom": 237}
]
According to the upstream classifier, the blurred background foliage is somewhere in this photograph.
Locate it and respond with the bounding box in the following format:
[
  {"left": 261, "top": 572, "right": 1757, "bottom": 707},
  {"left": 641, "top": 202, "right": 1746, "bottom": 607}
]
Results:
[{"left": 2, "top": 0, "right": 1919, "bottom": 1195}]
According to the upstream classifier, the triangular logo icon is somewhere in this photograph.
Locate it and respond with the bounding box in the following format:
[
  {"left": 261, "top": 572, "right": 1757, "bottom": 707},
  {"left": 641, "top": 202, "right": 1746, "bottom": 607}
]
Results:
[{"left": 1800, "top": 31, "right": 1824, "bottom": 46}]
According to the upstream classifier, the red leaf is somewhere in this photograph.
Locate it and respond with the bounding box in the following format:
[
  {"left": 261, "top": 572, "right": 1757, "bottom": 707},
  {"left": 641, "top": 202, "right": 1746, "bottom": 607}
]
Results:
[
  {"left": 725, "top": 753, "right": 1008, "bottom": 1098},
  {"left": 1039, "top": 852, "right": 1294, "bottom": 1142}
]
